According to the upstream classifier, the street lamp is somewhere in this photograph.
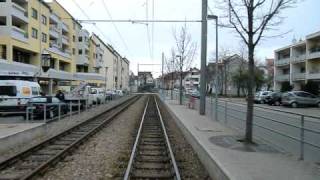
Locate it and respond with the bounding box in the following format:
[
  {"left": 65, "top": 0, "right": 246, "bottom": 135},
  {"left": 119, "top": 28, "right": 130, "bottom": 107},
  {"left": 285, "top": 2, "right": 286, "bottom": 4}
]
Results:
[
  {"left": 208, "top": 14, "right": 219, "bottom": 121},
  {"left": 41, "top": 52, "right": 51, "bottom": 73}
]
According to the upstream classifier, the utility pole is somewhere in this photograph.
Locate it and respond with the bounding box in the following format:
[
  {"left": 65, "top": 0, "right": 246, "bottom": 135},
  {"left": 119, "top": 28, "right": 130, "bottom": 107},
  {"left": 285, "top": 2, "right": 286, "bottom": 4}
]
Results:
[
  {"left": 199, "top": 0, "right": 207, "bottom": 115},
  {"left": 162, "top": 52, "right": 164, "bottom": 99},
  {"left": 177, "top": 55, "right": 183, "bottom": 105}
]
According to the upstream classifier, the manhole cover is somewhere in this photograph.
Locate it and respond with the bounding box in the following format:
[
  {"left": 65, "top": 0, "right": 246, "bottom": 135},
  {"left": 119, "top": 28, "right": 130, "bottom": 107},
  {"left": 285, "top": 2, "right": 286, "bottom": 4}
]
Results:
[{"left": 209, "top": 135, "right": 279, "bottom": 153}]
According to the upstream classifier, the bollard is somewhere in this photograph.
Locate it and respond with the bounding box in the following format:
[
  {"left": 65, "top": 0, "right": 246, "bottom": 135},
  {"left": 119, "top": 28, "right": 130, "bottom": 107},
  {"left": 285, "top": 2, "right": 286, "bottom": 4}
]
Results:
[
  {"left": 69, "top": 102, "right": 72, "bottom": 120},
  {"left": 78, "top": 100, "right": 81, "bottom": 115},
  {"left": 225, "top": 101, "right": 227, "bottom": 124},
  {"left": 25, "top": 107, "right": 29, "bottom": 123},
  {"left": 43, "top": 104, "right": 46, "bottom": 123},
  {"left": 58, "top": 103, "right": 61, "bottom": 121},
  {"left": 299, "top": 115, "right": 305, "bottom": 160},
  {"left": 31, "top": 103, "right": 34, "bottom": 121},
  {"left": 85, "top": 99, "right": 88, "bottom": 111}
]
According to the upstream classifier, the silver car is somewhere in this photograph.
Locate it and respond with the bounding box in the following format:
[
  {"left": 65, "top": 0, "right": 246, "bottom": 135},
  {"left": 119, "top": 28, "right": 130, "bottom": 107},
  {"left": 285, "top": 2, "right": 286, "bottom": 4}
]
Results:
[
  {"left": 282, "top": 91, "right": 320, "bottom": 108},
  {"left": 254, "top": 91, "right": 273, "bottom": 104}
]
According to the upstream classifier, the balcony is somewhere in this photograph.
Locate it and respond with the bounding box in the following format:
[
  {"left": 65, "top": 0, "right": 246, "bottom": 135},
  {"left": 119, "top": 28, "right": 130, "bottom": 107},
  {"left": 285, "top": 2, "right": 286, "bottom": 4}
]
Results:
[
  {"left": 292, "top": 73, "right": 306, "bottom": 81},
  {"left": 76, "top": 55, "right": 89, "bottom": 65},
  {"left": 275, "top": 74, "right": 290, "bottom": 82},
  {"left": 11, "top": 26, "right": 28, "bottom": 42},
  {"left": 62, "top": 35, "right": 69, "bottom": 45},
  {"left": 291, "top": 54, "right": 306, "bottom": 63},
  {"left": 49, "top": 26, "right": 59, "bottom": 38},
  {"left": 11, "top": 2, "right": 28, "bottom": 23},
  {"left": 275, "top": 58, "right": 290, "bottom": 66},
  {"left": 74, "top": 72, "right": 105, "bottom": 81},
  {"left": 308, "top": 48, "right": 320, "bottom": 59},
  {"left": 50, "top": 13, "right": 60, "bottom": 24},
  {"left": 62, "top": 22, "right": 69, "bottom": 32},
  {"left": 48, "top": 44, "right": 71, "bottom": 59},
  {"left": 308, "top": 71, "right": 320, "bottom": 80}
]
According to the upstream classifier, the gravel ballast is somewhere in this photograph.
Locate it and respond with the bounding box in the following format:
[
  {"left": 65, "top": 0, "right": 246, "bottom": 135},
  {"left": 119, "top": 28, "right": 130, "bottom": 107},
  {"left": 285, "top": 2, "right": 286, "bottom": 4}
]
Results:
[{"left": 158, "top": 97, "right": 213, "bottom": 180}]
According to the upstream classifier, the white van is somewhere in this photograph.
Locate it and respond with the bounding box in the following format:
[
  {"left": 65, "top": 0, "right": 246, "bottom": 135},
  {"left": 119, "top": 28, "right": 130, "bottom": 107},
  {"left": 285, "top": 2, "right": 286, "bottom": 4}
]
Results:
[
  {"left": 0, "top": 80, "right": 41, "bottom": 114},
  {"left": 91, "top": 88, "right": 105, "bottom": 104}
]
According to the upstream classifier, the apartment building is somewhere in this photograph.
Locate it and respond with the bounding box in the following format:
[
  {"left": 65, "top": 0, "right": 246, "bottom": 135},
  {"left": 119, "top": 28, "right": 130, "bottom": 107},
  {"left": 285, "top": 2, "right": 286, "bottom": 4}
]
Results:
[
  {"left": 183, "top": 68, "right": 200, "bottom": 90},
  {"left": 0, "top": 0, "right": 130, "bottom": 94},
  {"left": 274, "top": 31, "right": 320, "bottom": 91}
]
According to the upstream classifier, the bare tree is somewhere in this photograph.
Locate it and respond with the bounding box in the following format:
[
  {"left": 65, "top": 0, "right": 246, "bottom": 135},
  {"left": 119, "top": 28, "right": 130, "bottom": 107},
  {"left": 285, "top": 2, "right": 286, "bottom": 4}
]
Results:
[
  {"left": 170, "top": 23, "right": 197, "bottom": 104},
  {"left": 217, "top": 0, "right": 297, "bottom": 142}
]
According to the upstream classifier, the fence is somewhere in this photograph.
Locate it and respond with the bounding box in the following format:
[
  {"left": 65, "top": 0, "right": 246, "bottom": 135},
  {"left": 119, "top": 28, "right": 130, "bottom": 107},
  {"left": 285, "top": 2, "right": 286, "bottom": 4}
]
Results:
[
  {"left": 161, "top": 90, "right": 320, "bottom": 163},
  {"left": 1, "top": 94, "right": 124, "bottom": 124}
]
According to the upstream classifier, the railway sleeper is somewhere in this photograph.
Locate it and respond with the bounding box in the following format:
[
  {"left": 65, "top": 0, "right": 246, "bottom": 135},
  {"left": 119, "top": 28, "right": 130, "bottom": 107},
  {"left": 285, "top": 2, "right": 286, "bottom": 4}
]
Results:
[
  {"left": 134, "top": 162, "right": 171, "bottom": 170},
  {"left": 131, "top": 169, "right": 174, "bottom": 179}
]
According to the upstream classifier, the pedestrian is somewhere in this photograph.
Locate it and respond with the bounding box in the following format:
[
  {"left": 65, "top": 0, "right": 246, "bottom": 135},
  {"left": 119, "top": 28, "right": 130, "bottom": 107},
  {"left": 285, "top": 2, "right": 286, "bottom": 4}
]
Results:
[{"left": 56, "top": 90, "right": 65, "bottom": 101}]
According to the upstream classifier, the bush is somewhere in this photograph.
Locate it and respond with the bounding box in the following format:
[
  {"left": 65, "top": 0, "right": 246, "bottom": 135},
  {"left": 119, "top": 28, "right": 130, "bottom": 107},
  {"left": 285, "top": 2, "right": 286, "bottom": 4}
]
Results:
[{"left": 280, "top": 82, "right": 293, "bottom": 92}]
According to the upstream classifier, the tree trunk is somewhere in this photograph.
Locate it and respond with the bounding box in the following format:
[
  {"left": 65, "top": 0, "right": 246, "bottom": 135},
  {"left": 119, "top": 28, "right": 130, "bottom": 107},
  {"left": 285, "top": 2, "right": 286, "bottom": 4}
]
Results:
[
  {"left": 179, "top": 69, "right": 183, "bottom": 105},
  {"left": 245, "top": 5, "right": 254, "bottom": 143}
]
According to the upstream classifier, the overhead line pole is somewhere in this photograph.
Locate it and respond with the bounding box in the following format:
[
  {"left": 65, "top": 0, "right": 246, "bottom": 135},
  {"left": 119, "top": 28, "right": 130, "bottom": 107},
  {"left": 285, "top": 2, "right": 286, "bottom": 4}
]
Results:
[{"left": 199, "top": 0, "right": 208, "bottom": 115}]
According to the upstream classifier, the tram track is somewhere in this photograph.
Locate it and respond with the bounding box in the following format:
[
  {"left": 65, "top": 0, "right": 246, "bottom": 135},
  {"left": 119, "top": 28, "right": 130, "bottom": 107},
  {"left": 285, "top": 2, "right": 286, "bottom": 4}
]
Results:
[{"left": 124, "top": 96, "right": 181, "bottom": 180}]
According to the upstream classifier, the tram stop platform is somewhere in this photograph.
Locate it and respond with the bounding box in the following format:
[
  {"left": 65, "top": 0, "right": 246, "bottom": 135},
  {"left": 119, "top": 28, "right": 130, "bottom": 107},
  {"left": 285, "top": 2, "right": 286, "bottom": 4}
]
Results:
[{"left": 161, "top": 99, "right": 320, "bottom": 180}]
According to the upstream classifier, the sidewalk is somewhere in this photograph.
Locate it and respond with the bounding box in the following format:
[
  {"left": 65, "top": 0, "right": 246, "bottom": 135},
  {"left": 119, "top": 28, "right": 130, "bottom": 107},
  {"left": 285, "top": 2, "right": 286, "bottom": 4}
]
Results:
[{"left": 162, "top": 99, "right": 320, "bottom": 180}]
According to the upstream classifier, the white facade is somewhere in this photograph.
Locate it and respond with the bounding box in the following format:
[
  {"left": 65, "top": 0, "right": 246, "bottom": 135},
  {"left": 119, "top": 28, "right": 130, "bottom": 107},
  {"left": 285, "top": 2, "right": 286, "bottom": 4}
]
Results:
[{"left": 274, "top": 31, "right": 320, "bottom": 91}]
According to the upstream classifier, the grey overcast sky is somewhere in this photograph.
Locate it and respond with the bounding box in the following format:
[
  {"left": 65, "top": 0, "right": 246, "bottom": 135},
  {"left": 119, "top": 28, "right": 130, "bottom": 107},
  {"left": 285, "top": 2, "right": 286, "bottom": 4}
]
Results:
[{"left": 57, "top": 0, "right": 320, "bottom": 77}]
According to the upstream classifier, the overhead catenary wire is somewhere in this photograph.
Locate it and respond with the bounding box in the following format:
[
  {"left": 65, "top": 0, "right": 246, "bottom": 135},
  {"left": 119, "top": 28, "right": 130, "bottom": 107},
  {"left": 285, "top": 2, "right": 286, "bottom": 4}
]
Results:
[
  {"left": 100, "top": 0, "right": 132, "bottom": 56},
  {"left": 71, "top": 0, "right": 115, "bottom": 48}
]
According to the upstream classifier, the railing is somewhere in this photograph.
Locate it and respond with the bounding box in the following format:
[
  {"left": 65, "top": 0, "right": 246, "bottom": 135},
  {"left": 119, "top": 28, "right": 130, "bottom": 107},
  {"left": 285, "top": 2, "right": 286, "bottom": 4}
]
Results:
[
  {"left": 275, "top": 74, "right": 289, "bottom": 81},
  {"left": 162, "top": 90, "right": 320, "bottom": 163},
  {"left": 11, "top": 26, "right": 28, "bottom": 41},
  {"left": 308, "top": 72, "right": 320, "bottom": 79},
  {"left": 275, "top": 57, "right": 290, "bottom": 66},
  {"left": 292, "top": 73, "right": 306, "bottom": 81},
  {"left": 291, "top": 54, "right": 306, "bottom": 63},
  {"left": 1, "top": 95, "right": 125, "bottom": 124},
  {"left": 62, "top": 22, "right": 69, "bottom": 31},
  {"left": 12, "top": 2, "right": 28, "bottom": 21}
]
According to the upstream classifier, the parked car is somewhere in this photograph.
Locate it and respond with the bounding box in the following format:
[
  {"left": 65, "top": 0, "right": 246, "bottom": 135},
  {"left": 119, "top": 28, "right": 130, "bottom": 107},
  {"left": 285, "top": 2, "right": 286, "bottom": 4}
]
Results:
[
  {"left": 0, "top": 80, "right": 41, "bottom": 115},
  {"left": 91, "top": 88, "right": 105, "bottom": 104},
  {"left": 265, "top": 92, "right": 282, "bottom": 106},
  {"left": 281, "top": 91, "right": 320, "bottom": 108},
  {"left": 26, "top": 96, "right": 69, "bottom": 119},
  {"left": 254, "top": 91, "right": 273, "bottom": 104},
  {"left": 191, "top": 90, "right": 200, "bottom": 99},
  {"left": 116, "top": 90, "right": 124, "bottom": 97}
]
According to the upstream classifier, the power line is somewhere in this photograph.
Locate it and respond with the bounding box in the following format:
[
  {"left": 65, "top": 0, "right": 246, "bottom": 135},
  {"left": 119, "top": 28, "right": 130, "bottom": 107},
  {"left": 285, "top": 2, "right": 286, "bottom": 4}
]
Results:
[
  {"left": 145, "top": 0, "right": 152, "bottom": 62},
  {"left": 71, "top": 0, "right": 114, "bottom": 47},
  {"left": 78, "top": 19, "right": 203, "bottom": 23},
  {"left": 100, "top": 0, "right": 132, "bottom": 56}
]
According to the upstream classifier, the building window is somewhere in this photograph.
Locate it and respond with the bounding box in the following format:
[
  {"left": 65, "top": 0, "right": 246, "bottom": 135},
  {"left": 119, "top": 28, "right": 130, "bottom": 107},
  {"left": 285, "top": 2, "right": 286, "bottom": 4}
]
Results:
[
  {"left": 41, "top": 33, "right": 47, "bottom": 42},
  {"left": 41, "top": 15, "right": 47, "bottom": 25},
  {"left": 72, "top": 48, "right": 76, "bottom": 55},
  {"left": 0, "top": 0, "right": 6, "bottom": 2},
  {"left": 0, "top": 16, "right": 6, "bottom": 25},
  {"left": 32, "top": 8, "right": 38, "bottom": 19},
  {"left": 0, "top": 45, "right": 6, "bottom": 59},
  {"left": 78, "top": 36, "right": 82, "bottom": 42},
  {"left": 78, "top": 49, "right": 82, "bottom": 55},
  {"left": 72, "top": 35, "right": 75, "bottom": 42},
  {"left": 31, "top": 28, "right": 38, "bottom": 39}
]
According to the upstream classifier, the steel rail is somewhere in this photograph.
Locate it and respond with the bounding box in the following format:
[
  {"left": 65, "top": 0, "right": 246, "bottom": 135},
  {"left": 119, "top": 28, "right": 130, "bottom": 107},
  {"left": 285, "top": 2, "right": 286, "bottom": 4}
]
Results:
[
  {"left": 155, "top": 97, "right": 181, "bottom": 180},
  {"left": 0, "top": 95, "right": 139, "bottom": 180},
  {"left": 123, "top": 96, "right": 181, "bottom": 180},
  {"left": 123, "top": 97, "right": 150, "bottom": 180}
]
